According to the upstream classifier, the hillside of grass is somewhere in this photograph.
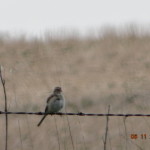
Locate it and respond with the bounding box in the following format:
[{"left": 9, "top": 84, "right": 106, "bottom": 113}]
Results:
[{"left": 0, "top": 28, "right": 150, "bottom": 149}]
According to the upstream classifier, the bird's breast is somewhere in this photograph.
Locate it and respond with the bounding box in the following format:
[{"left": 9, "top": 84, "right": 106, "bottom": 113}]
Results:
[{"left": 47, "top": 98, "right": 64, "bottom": 113}]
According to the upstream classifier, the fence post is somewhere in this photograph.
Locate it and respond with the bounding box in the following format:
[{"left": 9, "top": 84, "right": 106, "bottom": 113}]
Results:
[
  {"left": 0, "top": 66, "right": 8, "bottom": 150},
  {"left": 104, "top": 105, "right": 110, "bottom": 150}
]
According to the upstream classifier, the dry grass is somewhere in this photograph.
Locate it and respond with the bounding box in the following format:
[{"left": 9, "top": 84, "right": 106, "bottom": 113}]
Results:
[{"left": 1, "top": 28, "right": 150, "bottom": 149}]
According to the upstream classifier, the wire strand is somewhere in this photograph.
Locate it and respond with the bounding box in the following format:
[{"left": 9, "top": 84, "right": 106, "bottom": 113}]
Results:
[{"left": 0, "top": 111, "right": 150, "bottom": 117}]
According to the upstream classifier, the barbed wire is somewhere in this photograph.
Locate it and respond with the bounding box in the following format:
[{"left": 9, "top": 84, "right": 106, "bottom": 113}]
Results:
[{"left": 0, "top": 111, "right": 150, "bottom": 117}]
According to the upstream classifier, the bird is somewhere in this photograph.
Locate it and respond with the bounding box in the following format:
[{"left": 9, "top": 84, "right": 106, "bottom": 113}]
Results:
[{"left": 37, "top": 86, "right": 65, "bottom": 127}]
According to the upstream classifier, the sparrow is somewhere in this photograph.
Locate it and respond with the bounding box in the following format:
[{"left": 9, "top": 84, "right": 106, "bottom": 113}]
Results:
[{"left": 37, "top": 87, "right": 65, "bottom": 127}]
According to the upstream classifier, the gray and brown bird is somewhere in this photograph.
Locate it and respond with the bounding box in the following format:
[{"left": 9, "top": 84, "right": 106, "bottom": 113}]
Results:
[{"left": 37, "top": 87, "right": 65, "bottom": 127}]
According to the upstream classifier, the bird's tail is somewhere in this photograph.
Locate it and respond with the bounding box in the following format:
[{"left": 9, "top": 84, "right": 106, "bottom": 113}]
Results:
[{"left": 37, "top": 115, "right": 47, "bottom": 127}]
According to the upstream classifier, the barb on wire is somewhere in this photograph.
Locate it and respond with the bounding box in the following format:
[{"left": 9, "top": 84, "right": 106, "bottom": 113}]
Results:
[{"left": 0, "top": 111, "right": 150, "bottom": 117}]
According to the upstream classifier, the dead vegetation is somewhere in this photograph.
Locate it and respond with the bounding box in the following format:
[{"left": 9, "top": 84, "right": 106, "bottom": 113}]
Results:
[{"left": 1, "top": 27, "right": 150, "bottom": 149}]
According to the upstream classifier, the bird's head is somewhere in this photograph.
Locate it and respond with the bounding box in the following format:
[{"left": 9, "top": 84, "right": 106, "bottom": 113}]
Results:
[{"left": 53, "top": 87, "right": 62, "bottom": 94}]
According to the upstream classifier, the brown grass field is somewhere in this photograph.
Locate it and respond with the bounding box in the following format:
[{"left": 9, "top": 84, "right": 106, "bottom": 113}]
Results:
[{"left": 1, "top": 27, "right": 150, "bottom": 149}]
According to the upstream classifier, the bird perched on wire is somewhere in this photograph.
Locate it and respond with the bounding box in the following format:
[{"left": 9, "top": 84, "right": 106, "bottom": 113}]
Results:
[{"left": 37, "top": 87, "right": 65, "bottom": 127}]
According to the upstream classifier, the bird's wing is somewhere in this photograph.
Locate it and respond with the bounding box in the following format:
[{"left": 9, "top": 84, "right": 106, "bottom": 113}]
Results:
[
  {"left": 45, "top": 105, "right": 48, "bottom": 112},
  {"left": 46, "top": 94, "right": 59, "bottom": 103}
]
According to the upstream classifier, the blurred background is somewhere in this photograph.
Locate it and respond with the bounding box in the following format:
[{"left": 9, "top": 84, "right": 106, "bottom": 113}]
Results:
[{"left": 0, "top": 0, "right": 150, "bottom": 150}]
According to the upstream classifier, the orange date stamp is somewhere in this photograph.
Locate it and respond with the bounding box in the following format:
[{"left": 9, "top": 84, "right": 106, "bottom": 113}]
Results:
[{"left": 130, "top": 134, "right": 147, "bottom": 139}]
